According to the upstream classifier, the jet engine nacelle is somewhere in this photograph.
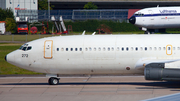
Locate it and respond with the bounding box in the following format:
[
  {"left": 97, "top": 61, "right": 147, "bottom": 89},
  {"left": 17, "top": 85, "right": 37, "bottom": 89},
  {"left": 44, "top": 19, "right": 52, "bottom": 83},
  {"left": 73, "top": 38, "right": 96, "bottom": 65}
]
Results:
[{"left": 144, "top": 63, "right": 180, "bottom": 81}]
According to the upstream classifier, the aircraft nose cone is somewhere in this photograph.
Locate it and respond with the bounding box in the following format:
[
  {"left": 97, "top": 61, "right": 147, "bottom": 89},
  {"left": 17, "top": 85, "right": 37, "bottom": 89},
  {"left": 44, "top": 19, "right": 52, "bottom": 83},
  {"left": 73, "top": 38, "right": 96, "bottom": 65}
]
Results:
[
  {"left": 5, "top": 52, "right": 15, "bottom": 64},
  {"left": 5, "top": 55, "right": 7, "bottom": 61},
  {"left": 129, "top": 16, "right": 136, "bottom": 24}
]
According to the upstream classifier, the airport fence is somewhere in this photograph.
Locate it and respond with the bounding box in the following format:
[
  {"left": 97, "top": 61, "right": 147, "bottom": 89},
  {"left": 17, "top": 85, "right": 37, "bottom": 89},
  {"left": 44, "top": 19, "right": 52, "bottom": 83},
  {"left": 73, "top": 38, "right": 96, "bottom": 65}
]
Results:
[
  {"left": 17, "top": 9, "right": 128, "bottom": 22},
  {"left": 0, "top": 34, "right": 91, "bottom": 42},
  {"left": 0, "top": 34, "right": 57, "bottom": 42}
]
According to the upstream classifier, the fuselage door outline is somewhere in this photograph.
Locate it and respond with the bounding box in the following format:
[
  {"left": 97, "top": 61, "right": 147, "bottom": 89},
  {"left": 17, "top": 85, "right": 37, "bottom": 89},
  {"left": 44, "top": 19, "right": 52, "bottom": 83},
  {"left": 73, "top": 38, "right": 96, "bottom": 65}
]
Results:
[{"left": 44, "top": 40, "right": 53, "bottom": 59}]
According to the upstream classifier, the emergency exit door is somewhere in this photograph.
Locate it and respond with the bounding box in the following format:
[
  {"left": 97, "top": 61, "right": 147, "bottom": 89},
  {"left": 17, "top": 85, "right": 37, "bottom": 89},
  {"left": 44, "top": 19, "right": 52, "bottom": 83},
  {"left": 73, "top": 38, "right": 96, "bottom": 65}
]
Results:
[{"left": 44, "top": 40, "right": 53, "bottom": 59}]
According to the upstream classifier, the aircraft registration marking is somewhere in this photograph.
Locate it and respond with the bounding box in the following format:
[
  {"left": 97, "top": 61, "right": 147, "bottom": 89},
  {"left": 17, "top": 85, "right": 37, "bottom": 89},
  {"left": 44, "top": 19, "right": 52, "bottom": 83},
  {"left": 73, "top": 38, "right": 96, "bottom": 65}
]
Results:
[{"left": 22, "top": 54, "right": 28, "bottom": 58}]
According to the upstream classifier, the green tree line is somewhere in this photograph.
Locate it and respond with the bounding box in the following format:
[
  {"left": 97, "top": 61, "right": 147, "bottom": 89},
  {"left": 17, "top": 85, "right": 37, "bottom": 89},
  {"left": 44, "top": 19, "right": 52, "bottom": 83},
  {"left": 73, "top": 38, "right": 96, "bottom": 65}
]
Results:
[
  {"left": 0, "top": 8, "right": 16, "bottom": 33},
  {"left": 0, "top": 8, "right": 14, "bottom": 21}
]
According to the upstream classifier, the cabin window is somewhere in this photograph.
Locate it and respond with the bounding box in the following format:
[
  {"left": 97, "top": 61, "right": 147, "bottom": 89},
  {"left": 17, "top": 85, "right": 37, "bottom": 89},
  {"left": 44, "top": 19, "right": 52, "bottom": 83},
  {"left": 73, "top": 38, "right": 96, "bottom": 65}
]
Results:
[
  {"left": 80, "top": 48, "right": 82, "bottom": 51},
  {"left": 66, "top": 48, "right": 68, "bottom": 51},
  {"left": 108, "top": 47, "right": 110, "bottom": 51},
  {"left": 75, "top": 48, "right": 78, "bottom": 51},
  {"left": 173, "top": 47, "right": 175, "bottom": 50},
  {"left": 98, "top": 47, "right": 101, "bottom": 51},
  {"left": 163, "top": 47, "right": 166, "bottom": 50},
  {"left": 168, "top": 47, "right": 171, "bottom": 50},
  {"left": 178, "top": 47, "right": 180, "bottom": 50},
  {"left": 135, "top": 47, "right": 138, "bottom": 51},
  {"left": 140, "top": 47, "right": 143, "bottom": 51},
  {"left": 71, "top": 48, "right": 73, "bottom": 51},
  {"left": 85, "top": 48, "right": 88, "bottom": 51},
  {"left": 159, "top": 47, "right": 161, "bottom": 51},
  {"left": 103, "top": 47, "right": 106, "bottom": 51},
  {"left": 149, "top": 47, "right": 152, "bottom": 51},
  {"left": 117, "top": 47, "right": 119, "bottom": 51},
  {"left": 145, "top": 47, "right": 147, "bottom": 51},
  {"left": 154, "top": 47, "right": 157, "bottom": 50},
  {"left": 126, "top": 47, "right": 129, "bottom": 51},
  {"left": 94, "top": 47, "right": 96, "bottom": 51},
  {"left": 57, "top": 48, "right": 59, "bottom": 51},
  {"left": 89, "top": 47, "right": 92, "bottom": 51},
  {"left": 122, "top": 47, "right": 124, "bottom": 51},
  {"left": 112, "top": 47, "right": 114, "bottom": 51},
  {"left": 166, "top": 45, "right": 172, "bottom": 55},
  {"left": 61, "top": 48, "right": 64, "bottom": 51},
  {"left": 131, "top": 47, "right": 133, "bottom": 51}
]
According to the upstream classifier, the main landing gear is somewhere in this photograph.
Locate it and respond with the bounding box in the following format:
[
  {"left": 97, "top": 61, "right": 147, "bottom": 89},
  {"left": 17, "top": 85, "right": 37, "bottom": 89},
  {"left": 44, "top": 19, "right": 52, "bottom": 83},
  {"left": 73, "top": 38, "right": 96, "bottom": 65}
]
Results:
[
  {"left": 144, "top": 31, "right": 154, "bottom": 34},
  {"left": 48, "top": 77, "right": 60, "bottom": 85}
]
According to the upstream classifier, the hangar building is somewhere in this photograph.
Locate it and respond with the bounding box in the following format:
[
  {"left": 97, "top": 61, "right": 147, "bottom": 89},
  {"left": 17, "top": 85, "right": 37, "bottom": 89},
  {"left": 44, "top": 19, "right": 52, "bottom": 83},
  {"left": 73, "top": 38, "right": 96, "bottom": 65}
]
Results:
[{"left": 0, "top": 0, "right": 38, "bottom": 17}]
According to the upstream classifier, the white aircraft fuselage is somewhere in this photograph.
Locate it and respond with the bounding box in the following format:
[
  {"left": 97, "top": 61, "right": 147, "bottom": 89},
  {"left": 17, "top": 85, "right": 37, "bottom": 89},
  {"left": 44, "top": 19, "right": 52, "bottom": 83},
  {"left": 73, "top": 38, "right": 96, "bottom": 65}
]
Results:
[
  {"left": 5, "top": 34, "right": 180, "bottom": 84},
  {"left": 129, "top": 7, "right": 180, "bottom": 32}
]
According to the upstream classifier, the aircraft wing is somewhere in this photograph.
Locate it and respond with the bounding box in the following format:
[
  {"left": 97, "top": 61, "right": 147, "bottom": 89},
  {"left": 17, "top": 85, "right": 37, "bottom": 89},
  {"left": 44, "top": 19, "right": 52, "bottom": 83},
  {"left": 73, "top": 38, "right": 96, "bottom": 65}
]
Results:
[{"left": 135, "top": 58, "right": 180, "bottom": 70}]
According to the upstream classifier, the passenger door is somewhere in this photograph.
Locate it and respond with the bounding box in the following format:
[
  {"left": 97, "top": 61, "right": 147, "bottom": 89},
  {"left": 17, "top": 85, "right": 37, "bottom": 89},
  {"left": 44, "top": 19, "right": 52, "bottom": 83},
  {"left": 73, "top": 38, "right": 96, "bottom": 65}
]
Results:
[{"left": 44, "top": 40, "right": 53, "bottom": 59}]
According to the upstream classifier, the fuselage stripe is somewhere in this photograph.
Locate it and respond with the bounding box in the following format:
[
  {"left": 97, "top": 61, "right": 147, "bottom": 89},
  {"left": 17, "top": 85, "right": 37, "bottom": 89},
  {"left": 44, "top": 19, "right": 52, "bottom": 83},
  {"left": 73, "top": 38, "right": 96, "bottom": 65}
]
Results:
[{"left": 135, "top": 13, "right": 180, "bottom": 17}]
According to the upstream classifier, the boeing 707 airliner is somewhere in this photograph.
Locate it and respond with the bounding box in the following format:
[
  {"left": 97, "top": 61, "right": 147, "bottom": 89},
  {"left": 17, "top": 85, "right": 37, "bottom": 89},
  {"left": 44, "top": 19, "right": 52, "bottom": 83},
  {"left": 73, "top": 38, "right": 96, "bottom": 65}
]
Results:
[
  {"left": 129, "top": 6, "right": 180, "bottom": 34},
  {"left": 5, "top": 34, "right": 180, "bottom": 85}
]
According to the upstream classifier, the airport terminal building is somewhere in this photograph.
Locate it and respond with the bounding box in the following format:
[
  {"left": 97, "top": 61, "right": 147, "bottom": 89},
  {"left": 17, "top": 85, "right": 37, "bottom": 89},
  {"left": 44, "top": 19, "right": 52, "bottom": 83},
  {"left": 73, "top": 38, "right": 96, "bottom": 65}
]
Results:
[{"left": 0, "top": 0, "right": 38, "bottom": 17}]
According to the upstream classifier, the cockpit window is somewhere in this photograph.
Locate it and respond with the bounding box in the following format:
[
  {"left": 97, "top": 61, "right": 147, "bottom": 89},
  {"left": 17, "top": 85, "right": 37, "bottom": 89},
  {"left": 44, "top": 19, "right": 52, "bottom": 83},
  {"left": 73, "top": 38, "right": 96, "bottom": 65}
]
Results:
[
  {"left": 134, "top": 14, "right": 139, "bottom": 16},
  {"left": 19, "top": 46, "right": 24, "bottom": 50},
  {"left": 22, "top": 47, "right": 27, "bottom": 51},
  {"left": 134, "top": 12, "right": 144, "bottom": 16},
  {"left": 19, "top": 44, "right": 32, "bottom": 51},
  {"left": 27, "top": 46, "right": 32, "bottom": 50}
]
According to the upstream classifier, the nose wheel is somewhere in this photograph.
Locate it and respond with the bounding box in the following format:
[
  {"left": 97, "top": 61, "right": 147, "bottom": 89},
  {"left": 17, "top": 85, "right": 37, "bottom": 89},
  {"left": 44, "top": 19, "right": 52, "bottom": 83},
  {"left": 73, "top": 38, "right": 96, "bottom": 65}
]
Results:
[{"left": 48, "top": 77, "right": 60, "bottom": 85}]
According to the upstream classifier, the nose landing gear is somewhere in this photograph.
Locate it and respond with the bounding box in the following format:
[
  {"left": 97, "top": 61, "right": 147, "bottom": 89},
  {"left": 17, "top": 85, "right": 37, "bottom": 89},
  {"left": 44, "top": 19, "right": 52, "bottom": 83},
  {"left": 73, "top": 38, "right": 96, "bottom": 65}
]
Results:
[{"left": 48, "top": 77, "right": 60, "bottom": 85}]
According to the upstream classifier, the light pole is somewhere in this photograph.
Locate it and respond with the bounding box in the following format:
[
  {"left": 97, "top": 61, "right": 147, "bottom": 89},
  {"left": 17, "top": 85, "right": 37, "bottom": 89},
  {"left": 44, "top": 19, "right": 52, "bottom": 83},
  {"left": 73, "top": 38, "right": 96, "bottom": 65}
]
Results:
[{"left": 48, "top": 0, "right": 50, "bottom": 21}]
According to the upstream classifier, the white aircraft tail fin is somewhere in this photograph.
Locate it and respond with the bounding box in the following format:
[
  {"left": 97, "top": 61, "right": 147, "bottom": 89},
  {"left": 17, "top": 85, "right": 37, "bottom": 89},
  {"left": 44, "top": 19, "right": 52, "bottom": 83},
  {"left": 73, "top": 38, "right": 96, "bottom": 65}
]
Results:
[{"left": 82, "top": 30, "right": 86, "bottom": 35}]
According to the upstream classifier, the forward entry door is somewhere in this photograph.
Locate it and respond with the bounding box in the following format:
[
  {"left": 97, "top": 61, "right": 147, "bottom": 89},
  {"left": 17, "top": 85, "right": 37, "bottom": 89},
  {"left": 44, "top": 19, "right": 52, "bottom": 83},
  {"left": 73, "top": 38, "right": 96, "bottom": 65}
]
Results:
[{"left": 44, "top": 40, "right": 53, "bottom": 59}]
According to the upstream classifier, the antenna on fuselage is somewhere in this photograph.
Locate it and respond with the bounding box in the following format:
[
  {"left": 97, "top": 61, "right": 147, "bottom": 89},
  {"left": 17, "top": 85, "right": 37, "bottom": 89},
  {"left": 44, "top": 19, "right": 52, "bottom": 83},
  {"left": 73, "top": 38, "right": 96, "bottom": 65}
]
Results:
[
  {"left": 157, "top": 5, "right": 159, "bottom": 7},
  {"left": 82, "top": 30, "right": 86, "bottom": 35},
  {"left": 92, "top": 32, "right": 96, "bottom": 35}
]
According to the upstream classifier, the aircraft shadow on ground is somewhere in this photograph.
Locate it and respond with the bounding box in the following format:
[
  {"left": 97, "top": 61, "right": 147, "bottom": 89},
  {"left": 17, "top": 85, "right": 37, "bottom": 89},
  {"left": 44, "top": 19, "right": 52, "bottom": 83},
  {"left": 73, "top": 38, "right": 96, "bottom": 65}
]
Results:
[{"left": 1, "top": 81, "right": 180, "bottom": 89}]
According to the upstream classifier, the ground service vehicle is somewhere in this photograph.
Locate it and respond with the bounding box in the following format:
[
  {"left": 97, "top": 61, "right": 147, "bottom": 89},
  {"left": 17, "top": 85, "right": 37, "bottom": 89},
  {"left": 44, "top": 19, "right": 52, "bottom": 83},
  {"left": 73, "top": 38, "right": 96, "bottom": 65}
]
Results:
[
  {"left": 16, "top": 17, "right": 28, "bottom": 34},
  {"left": 0, "top": 21, "right": 6, "bottom": 35},
  {"left": 17, "top": 21, "right": 28, "bottom": 34}
]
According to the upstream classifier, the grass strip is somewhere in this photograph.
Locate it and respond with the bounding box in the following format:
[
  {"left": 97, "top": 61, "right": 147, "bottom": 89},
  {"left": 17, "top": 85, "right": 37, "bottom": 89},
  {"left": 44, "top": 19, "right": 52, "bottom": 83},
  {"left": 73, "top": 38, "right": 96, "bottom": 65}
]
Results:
[{"left": 0, "top": 45, "right": 41, "bottom": 75}]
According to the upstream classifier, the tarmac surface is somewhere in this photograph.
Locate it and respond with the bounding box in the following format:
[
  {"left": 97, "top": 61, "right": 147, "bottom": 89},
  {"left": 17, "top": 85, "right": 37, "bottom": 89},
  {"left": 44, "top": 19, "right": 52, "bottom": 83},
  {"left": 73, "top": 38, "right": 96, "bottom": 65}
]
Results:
[{"left": 0, "top": 76, "right": 180, "bottom": 101}]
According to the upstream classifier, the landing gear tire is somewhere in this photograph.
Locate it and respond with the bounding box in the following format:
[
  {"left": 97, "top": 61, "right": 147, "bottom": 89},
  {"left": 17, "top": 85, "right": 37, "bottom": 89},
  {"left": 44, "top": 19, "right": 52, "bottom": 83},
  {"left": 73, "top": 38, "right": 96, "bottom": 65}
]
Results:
[{"left": 48, "top": 77, "right": 59, "bottom": 85}]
